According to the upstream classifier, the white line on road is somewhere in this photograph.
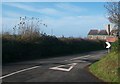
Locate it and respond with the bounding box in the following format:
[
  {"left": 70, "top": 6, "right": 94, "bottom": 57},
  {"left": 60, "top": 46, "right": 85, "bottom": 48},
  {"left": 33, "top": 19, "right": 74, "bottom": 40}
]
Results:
[
  {"left": 70, "top": 55, "right": 90, "bottom": 60},
  {"left": 0, "top": 66, "right": 40, "bottom": 79},
  {"left": 72, "top": 60, "right": 87, "bottom": 63},
  {"left": 49, "top": 63, "right": 77, "bottom": 72}
]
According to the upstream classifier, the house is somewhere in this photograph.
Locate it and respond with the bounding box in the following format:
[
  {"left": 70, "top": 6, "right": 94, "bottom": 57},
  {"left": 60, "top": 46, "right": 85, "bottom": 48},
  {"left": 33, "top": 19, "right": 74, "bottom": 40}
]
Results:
[
  {"left": 87, "top": 30, "right": 99, "bottom": 39},
  {"left": 97, "top": 30, "right": 108, "bottom": 40},
  {"left": 88, "top": 29, "right": 108, "bottom": 40},
  {"left": 88, "top": 24, "right": 119, "bottom": 40},
  {"left": 87, "top": 29, "right": 118, "bottom": 40}
]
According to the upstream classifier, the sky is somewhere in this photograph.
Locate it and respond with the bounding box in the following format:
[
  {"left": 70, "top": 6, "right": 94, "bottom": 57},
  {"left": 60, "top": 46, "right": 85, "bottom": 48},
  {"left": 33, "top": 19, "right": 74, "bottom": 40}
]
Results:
[{"left": 2, "top": 2, "right": 110, "bottom": 37}]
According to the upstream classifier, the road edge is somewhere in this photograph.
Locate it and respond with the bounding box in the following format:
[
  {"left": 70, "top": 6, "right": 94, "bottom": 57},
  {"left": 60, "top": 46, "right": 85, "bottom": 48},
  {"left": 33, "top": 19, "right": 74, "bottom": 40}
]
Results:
[{"left": 84, "top": 64, "right": 108, "bottom": 84}]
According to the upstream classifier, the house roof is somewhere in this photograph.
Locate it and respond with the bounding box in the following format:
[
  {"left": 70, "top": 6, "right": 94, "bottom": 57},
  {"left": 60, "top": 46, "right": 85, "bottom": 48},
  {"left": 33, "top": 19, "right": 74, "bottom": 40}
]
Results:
[
  {"left": 88, "top": 30, "right": 99, "bottom": 35},
  {"left": 98, "top": 30, "right": 108, "bottom": 35}
]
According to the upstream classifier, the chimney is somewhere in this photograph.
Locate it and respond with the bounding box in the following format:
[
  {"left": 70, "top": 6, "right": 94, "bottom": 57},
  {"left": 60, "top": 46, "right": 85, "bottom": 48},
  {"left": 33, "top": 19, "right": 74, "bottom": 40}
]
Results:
[{"left": 108, "top": 24, "right": 110, "bottom": 35}]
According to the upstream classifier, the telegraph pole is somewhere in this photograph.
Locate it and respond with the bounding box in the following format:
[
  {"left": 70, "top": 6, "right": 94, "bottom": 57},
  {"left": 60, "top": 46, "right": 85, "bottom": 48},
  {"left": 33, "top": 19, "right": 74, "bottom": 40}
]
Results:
[
  {"left": 106, "top": 24, "right": 111, "bottom": 53},
  {"left": 108, "top": 24, "right": 111, "bottom": 35}
]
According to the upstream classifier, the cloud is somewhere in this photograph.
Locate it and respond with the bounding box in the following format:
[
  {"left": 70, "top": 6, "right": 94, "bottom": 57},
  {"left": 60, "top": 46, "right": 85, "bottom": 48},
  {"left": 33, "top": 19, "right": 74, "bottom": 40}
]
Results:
[
  {"left": 40, "top": 8, "right": 65, "bottom": 16},
  {"left": 3, "top": 3, "right": 38, "bottom": 12},
  {"left": 3, "top": 3, "right": 86, "bottom": 18},
  {"left": 3, "top": 3, "right": 65, "bottom": 17},
  {"left": 55, "top": 3, "right": 86, "bottom": 13}
]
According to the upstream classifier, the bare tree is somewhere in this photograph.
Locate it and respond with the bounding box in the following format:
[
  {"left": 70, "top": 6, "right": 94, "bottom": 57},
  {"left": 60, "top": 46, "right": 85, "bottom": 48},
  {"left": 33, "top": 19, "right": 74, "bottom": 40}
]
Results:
[
  {"left": 105, "top": 2, "right": 120, "bottom": 38},
  {"left": 15, "top": 16, "right": 47, "bottom": 40}
]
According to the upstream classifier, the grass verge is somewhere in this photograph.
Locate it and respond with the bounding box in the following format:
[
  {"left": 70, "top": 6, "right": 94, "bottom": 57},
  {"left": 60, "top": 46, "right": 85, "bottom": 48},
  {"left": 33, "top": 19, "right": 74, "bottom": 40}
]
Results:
[{"left": 89, "top": 51, "right": 119, "bottom": 83}]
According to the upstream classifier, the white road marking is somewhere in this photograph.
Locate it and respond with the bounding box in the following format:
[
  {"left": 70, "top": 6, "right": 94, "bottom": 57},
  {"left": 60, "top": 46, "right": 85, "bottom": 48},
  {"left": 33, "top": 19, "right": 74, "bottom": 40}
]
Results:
[
  {"left": 0, "top": 66, "right": 40, "bottom": 79},
  {"left": 64, "top": 60, "right": 68, "bottom": 61},
  {"left": 72, "top": 60, "right": 87, "bottom": 63},
  {"left": 70, "top": 55, "right": 90, "bottom": 60},
  {"left": 49, "top": 63, "right": 77, "bottom": 72}
]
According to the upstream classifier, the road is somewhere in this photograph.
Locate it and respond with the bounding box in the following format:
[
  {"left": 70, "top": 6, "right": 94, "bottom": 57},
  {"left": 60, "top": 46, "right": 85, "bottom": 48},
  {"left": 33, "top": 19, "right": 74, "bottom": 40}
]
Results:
[{"left": 1, "top": 50, "right": 107, "bottom": 82}]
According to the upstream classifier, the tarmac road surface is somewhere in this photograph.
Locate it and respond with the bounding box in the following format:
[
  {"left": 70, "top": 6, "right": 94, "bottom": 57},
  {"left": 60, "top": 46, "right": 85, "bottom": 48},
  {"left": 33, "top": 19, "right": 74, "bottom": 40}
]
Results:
[{"left": 1, "top": 50, "right": 107, "bottom": 82}]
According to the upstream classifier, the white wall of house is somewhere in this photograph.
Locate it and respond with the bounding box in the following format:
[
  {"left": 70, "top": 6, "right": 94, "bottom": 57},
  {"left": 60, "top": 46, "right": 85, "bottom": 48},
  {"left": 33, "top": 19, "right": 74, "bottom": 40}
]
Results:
[{"left": 88, "top": 35, "right": 109, "bottom": 40}]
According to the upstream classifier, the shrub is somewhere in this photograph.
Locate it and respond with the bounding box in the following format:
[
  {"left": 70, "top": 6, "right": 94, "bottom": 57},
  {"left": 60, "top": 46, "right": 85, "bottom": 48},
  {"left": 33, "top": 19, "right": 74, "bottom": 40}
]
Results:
[
  {"left": 2, "top": 35, "right": 105, "bottom": 64},
  {"left": 111, "top": 39, "right": 120, "bottom": 53}
]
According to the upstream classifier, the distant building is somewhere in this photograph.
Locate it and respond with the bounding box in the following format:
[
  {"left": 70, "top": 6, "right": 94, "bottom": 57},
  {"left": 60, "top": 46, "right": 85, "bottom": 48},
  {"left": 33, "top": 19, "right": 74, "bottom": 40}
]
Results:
[
  {"left": 87, "top": 30, "right": 99, "bottom": 39},
  {"left": 88, "top": 29, "right": 108, "bottom": 40},
  {"left": 87, "top": 24, "right": 118, "bottom": 40}
]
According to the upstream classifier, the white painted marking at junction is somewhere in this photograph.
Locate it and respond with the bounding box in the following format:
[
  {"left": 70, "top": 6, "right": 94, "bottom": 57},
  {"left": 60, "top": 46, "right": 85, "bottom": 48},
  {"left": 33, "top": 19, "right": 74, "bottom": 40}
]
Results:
[
  {"left": 70, "top": 55, "right": 90, "bottom": 60},
  {"left": 0, "top": 66, "right": 40, "bottom": 79},
  {"left": 49, "top": 63, "right": 77, "bottom": 72}
]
